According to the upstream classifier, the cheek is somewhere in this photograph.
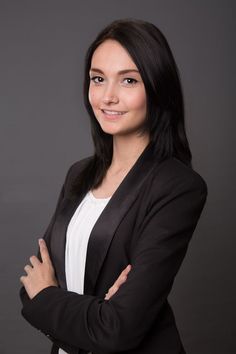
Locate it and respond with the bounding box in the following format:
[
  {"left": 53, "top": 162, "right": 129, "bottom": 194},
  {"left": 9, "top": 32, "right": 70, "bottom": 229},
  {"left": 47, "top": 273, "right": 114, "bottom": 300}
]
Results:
[
  {"left": 125, "top": 90, "right": 146, "bottom": 112},
  {"left": 138, "top": 94, "right": 147, "bottom": 112},
  {"left": 88, "top": 88, "right": 99, "bottom": 108}
]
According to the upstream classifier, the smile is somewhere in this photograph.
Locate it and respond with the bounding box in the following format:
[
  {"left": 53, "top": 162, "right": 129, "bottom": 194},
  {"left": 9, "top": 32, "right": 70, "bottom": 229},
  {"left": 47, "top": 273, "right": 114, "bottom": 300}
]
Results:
[{"left": 101, "top": 109, "right": 127, "bottom": 115}]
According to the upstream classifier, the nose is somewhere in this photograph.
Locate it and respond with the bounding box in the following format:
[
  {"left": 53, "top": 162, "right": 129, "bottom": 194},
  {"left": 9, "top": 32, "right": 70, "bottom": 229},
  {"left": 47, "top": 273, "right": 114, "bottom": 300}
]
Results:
[{"left": 102, "top": 83, "right": 119, "bottom": 104}]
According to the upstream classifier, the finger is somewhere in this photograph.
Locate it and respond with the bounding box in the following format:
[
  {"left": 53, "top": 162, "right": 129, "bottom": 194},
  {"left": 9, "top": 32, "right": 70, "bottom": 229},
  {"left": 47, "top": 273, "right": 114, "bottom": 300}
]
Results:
[
  {"left": 105, "top": 279, "right": 124, "bottom": 300},
  {"left": 24, "top": 264, "right": 33, "bottom": 274},
  {"left": 107, "top": 284, "right": 119, "bottom": 297},
  {"left": 104, "top": 289, "right": 113, "bottom": 300},
  {"left": 105, "top": 265, "right": 132, "bottom": 301},
  {"left": 115, "top": 274, "right": 127, "bottom": 286},
  {"left": 123, "top": 264, "right": 132, "bottom": 274},
  {"left": 38, "top": 238, "right": 51, "bottom": 264},
  {"left": 118, "top": 265, "right": 131, "bottom": 281},
  {"left": 20, "top": 275, "right": 27, "bottom": 285},
  {"left": 105, "top": 288, "right": 116, "bottom": 300},
  {"left": 29, "top": 255, "right": 41, "bottom": 267},
  {"left": 116, "top": 264, "right": 132, "bottom": 283},
  {"left": 111, "top": 285, "right": 119, "bottom": 293}
]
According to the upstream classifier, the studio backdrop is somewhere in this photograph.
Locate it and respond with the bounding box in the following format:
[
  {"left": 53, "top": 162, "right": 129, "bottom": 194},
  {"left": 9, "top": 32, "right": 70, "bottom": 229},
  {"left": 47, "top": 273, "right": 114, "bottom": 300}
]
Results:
[{"left": 0, "top": 1, "right": 235, "bottom": 353}]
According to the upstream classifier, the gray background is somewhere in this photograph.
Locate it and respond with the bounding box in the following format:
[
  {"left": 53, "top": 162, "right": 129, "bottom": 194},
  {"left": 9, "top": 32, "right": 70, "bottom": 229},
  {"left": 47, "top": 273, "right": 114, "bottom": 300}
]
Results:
[{"left": 0, "top": 0, "right": 235, "bottom": 353}]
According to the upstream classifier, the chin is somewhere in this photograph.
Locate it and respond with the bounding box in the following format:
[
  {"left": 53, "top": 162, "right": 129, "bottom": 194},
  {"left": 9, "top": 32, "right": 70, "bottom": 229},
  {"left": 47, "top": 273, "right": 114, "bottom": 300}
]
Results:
[
  {"left": 98, "top": 122, "right": 121, "bottom": 135},
  {"left": 100, "top": 128, "right": 121, "bottom": 136}
]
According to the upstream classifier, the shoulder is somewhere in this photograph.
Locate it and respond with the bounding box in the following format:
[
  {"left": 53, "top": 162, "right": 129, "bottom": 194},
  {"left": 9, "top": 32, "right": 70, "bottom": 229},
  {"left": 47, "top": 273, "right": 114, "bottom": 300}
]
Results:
[
  {"left": 68, "top": 155, "right": 93, "bottom": 175},
  {"left": 63, "top": 155, "right": 93, "bottom": 186},
  {"left": 150, "top": 157, "right": 208, "bottom": 197}
]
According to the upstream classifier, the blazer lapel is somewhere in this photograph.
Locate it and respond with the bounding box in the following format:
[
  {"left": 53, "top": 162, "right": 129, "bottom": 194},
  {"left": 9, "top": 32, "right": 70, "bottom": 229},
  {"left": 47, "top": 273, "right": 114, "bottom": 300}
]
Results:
[
  {"left": 50, "top": 192, "right": 87, "bottom": 289},
  {"left": 51, "top": 143, "right": 160, "bottom": 294},
  {"left": 84, "top": 143, "right": 160, "bottom": 295}
]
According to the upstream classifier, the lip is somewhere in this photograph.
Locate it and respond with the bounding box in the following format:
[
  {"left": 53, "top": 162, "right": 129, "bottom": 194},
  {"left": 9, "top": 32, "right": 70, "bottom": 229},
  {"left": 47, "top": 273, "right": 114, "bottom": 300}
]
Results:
[
  {"left": 101, "top": 109, "right": 127, "bottom": 114},
  {"left": 101, "top": 109, "right": 127, "bottom": 119}
]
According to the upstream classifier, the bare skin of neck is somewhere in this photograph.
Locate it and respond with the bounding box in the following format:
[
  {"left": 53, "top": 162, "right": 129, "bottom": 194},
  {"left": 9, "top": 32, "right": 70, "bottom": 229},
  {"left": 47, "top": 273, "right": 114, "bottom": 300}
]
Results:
[
  {"left": 91, "top": 133, "right": 150, "bottom": 198},
  {"left": 108, "top": 133, "right": 150, "bottom": 176}
]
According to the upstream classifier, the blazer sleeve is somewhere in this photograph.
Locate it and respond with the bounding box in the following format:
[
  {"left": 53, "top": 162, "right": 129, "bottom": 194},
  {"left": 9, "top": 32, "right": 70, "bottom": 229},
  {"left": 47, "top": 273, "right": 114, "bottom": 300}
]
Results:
[
  {"left": 20, "top": 170, "right": 208, "bottom": 353},
  {"left": 19, "top": 167, "right": 68, "bottom": 307}
]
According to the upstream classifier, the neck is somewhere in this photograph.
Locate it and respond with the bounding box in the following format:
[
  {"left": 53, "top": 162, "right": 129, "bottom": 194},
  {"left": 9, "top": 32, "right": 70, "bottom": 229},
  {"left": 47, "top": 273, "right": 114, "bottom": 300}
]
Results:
[{"left": 109, "top": 134, "right": 150, "bottom": 173}]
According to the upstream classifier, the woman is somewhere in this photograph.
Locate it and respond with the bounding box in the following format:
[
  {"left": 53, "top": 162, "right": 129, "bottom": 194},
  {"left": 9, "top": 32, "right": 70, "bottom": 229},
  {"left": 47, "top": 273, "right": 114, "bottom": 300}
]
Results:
[{"left": 20, "top": 18, "right": 208, "bottom": 354}]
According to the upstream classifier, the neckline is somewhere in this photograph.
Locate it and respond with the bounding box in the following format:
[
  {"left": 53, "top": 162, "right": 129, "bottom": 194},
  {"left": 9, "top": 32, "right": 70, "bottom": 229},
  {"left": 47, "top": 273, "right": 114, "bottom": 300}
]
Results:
[
  {"left": 88, "top": 190, "right": 112, "bottom": 202},
  {"left": 86, "top": 144, "right": 153, "bottom": 204}
]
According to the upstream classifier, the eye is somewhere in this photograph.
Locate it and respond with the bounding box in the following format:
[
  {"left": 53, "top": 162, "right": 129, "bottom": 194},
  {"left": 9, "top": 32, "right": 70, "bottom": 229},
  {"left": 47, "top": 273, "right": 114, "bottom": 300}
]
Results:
[
  {"left": 90, "top": 76, "right": 104, "bottom": 84},
  {"left": 123, "top": 78, "right": 138, "bottom": 85}
]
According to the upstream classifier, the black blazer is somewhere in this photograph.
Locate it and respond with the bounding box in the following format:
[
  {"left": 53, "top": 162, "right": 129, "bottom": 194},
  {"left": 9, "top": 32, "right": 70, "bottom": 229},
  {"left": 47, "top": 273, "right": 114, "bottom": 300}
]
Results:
[{"left": 20, "top": 144, "right": 208, "bottom": 354}]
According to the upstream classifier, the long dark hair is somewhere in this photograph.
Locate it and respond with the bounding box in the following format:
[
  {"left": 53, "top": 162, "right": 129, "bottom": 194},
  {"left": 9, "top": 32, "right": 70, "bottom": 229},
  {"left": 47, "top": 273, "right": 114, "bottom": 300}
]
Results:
[{"left": 72, "top": 18, "right": 192, "bottom": 197}]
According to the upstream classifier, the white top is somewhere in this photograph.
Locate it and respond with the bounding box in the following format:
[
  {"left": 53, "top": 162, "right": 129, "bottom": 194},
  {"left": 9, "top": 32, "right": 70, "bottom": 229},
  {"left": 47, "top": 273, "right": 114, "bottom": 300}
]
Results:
[{"left": 59, "top": 190, "right": 111, "bottom": 354}]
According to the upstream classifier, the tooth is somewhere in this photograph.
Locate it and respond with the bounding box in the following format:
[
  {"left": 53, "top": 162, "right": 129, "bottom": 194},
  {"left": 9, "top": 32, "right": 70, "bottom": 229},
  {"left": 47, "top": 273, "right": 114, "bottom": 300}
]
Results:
[{"left": 104, "top": 110, "right": 123, "bottom": 115}]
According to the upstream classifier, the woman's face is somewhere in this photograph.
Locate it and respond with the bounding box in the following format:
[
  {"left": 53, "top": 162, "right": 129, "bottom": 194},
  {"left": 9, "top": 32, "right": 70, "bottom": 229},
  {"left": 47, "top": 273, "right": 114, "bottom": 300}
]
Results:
[{"left": 88, "top": 39, "right": 147, "bottom": 137}]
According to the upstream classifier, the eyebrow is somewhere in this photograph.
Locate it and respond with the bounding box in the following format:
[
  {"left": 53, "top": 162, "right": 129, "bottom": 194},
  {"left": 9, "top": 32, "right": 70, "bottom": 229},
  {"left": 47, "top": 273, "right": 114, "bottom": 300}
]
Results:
[{"left": 89, "top": 67, "right": 140, "bottom": 75}]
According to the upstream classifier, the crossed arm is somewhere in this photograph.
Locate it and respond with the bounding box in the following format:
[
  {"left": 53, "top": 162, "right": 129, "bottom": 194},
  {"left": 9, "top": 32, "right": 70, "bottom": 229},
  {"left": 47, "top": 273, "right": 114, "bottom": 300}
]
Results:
[
  {"left": 20, "top": 239, "right": 131, "bottom": 301},
  {"left": 19, "top": 168, "right": 207, "bottom": 353}
]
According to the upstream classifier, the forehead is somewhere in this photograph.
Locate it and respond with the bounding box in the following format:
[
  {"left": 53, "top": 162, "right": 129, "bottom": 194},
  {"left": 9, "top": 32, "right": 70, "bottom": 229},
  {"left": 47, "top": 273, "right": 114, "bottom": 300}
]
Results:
[{"left": 90, "top": 39, "right": 138, "bottom": 72}]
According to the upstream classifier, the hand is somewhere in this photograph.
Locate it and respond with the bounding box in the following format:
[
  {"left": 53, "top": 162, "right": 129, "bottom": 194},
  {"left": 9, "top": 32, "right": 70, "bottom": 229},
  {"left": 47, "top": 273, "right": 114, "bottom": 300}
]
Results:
[
  {"left": 20, "top": 238, "right": 58, "bottom": 299},
  {"left": 104, "top": 264, "right": 132, "bottom": 300}
]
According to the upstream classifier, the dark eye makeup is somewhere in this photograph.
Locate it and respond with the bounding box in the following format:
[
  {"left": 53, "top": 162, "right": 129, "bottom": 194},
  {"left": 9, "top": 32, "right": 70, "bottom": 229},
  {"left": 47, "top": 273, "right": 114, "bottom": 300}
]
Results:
[{"left": 89, "top": 76, "right": 138, "bottom": 85}]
